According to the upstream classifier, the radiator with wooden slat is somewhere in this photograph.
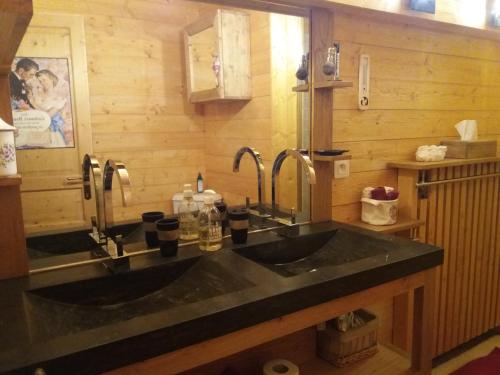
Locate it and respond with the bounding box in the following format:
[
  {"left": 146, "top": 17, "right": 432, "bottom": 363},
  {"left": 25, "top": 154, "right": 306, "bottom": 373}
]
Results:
[{"left": 416, "top": 162, "right": 500, "bottom": 357}]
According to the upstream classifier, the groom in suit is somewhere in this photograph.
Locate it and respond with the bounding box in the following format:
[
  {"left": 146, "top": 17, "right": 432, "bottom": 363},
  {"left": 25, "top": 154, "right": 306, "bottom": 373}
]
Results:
[{"left": 9, "top": 58, "right": 39, "bottom": 109}]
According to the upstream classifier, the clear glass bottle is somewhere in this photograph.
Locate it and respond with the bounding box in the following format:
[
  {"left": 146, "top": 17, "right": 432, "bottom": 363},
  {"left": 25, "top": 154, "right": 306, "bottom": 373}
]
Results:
[
  {"left": 198, "top": 195, "right": 222, "bottom": 251},
  {"left": 179, "top": 186, "right": 199, "bottom": 240}
]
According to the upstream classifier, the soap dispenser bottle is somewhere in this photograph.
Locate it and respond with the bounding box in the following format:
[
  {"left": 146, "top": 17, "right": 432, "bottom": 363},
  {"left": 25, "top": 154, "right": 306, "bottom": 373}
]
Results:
[
  {"left": 197, "top": 172, "right": 204, "bottom": 193},
  {"left": 198, "top": 195, "right": 222, "bottom": 251},
  {"left": 179, "top": 184, "right": 199, "bottom": 240}
]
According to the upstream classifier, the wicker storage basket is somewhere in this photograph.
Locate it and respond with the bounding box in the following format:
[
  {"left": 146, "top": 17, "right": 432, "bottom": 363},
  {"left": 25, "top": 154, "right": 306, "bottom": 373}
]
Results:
[{"left": 317, "top": 309, "right": 378, "bottom": 367}]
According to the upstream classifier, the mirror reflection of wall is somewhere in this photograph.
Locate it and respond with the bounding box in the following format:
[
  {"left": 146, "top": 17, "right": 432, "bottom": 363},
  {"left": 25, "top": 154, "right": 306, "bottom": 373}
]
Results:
[{"left": 13, "top": 0, "right": 310, "bottom": 266}]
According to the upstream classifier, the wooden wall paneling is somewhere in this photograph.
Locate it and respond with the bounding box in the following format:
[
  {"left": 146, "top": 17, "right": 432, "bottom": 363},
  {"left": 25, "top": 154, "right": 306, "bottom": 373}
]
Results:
[
  {"left": 444, "top": 167, "right": 459, "bottom": 350},
  {"left": 424, "top": 170, "right": 438, "bottom": 352},
  {"left": 473, "top": 164, "right": 487, "bottom": 339},
  {"left": 462, "top": 165, "right": 476, "bottom": 344},
  {"left": 479, "top": 163, "right": 494, "bottom": 332},
  {"left": 42, "top": 0, "right": 208, "bottom": 222},
  {"left": 467, "top": 164, "right": 481, "bottom": 341},
  {"left": 397, "top": 161, "right": 499, "bottom": 358},
  {"left": 457, "top": 165, "right": 472, "bottom": 345},
  {"left": 490, "top": 162, "right": 500, "bottom": 328},
  {"left": 436, "top": 167, "right": 451, "bottom": 353},
  {"left": 432, "top": 168, "right": 445, "bottom": 357},
  {"left": 202, "top": 10, "right": 272, "bottom": 207},
  {"left": 495, "top": 162, "right": 500, "bottom": 327},
  {"left": 481, "top": 162, "right": 495, "bottom": 333},
  {"left": 270, "top": 13, "right": 303, "bottom": 211}
]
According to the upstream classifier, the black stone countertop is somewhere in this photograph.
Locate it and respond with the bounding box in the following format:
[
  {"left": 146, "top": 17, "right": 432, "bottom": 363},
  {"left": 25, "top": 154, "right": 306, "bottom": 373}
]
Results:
[{"left": 0, "top": 221, "right": 443, "bottom": 374}]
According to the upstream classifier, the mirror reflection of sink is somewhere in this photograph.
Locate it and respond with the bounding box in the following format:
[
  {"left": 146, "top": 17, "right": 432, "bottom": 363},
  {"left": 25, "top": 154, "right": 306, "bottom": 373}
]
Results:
[
  {"left": 233, "top": 229, "right": 388, "bottom": 277},
  {"left": 26, "top": 230, "right": 102, "bottom": 259},
  {"left": 25, "top": 256, "right": 254, "bottom": 339}
]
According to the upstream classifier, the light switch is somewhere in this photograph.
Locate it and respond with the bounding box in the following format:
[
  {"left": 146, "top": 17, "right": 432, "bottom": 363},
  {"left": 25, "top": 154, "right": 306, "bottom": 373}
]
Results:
[{"left": 334, "top": 160, "right": 350, "bottom": 179}]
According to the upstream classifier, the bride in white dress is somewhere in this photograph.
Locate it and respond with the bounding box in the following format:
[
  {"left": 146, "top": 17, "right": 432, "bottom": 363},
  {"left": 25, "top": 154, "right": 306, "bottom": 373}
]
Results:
[{"left": 28, "top": 69, "right": 68, "bottom": 147}]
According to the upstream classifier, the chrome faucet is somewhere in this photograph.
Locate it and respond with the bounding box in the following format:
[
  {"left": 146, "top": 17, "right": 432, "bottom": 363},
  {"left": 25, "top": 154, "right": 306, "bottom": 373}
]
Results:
[
  {"left": 82, "top": 154, "right": 105, "bottom": 240},
  {"left": 82, "top": 156, "right": 132, "bottom": 272},
  {"left": 271, "top": 149, "right": 316, "bottom": 220},
  {"left": 103, "top": 159, "right": 132, "bottom": 235},
  {"left": 233, "top": 146, "right": 266, "bottom": 213}
]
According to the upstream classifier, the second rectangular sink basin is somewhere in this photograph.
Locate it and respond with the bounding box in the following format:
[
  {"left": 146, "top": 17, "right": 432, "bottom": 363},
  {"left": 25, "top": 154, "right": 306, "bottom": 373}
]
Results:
[{"left": 233, "top": 228, "right": 388, "bottom": 277}]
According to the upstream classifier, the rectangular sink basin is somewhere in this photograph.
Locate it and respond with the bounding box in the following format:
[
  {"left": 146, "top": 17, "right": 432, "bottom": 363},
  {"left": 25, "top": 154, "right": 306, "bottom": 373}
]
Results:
[
  {"left": 25, "top": 256, "right": 254, "bottom": 339},
  {"left": 233, "top": 228, "right": 388, "bottom": 277}
]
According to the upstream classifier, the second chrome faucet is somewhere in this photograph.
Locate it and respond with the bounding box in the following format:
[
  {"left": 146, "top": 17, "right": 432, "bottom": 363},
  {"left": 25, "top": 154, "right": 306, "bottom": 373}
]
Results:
[{"left": 232, "top": 147, "right": 316, "bottom": 226}]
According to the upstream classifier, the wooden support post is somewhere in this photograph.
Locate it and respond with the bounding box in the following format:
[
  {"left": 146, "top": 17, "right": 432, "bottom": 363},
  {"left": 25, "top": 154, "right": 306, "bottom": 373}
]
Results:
[
  {"left": 0, "top": 0, "right": 33, "bottom": 279},
  {"left": 392, "top": 168, "right": 420, "bottom": 351},
  {"left": 0, "top": 175, "right": 28, "bottom": 279},
  {"left": 310, "top": 8, "right": 334, "bottom": 223},
  {"left": 411, "top": 269, "right": 436, "bottom": 374}
]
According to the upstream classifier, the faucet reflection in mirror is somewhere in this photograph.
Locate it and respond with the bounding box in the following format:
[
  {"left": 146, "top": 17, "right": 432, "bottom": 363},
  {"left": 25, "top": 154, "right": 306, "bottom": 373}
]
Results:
[
  {"left": 233, "top": 146, "right": 266, "bottom": 214},
  {"left": 82, "top": 154, "right": 132, "bottom": 271},
  {"left": 272, "top": 149, "right": 316, "bottom": 221},
  {"left": 82, "top": 154, "right": 105, "bottom": 239}
]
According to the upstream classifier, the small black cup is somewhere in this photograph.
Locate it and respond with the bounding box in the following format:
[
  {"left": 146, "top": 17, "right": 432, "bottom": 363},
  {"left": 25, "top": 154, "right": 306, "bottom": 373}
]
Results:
[
  {"left": 215, "top": 201, "right": 228, "bottom": 235},
  {"left": 142, "top": 211, "right": 165, "bottom": 248},
  {"left": 156, "top": 218, "right": 179, "bottom": 257},
  {"left": 228, "top": 208, "right": 249, "bottom": 244}
]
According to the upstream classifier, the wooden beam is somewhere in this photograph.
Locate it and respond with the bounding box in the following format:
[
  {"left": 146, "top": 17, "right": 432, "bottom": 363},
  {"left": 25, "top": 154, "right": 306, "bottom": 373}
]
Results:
[
  {"left": 310, "top": 8, "right": 334, "bottom": 223},
  {"left": 0, "top": 0, "right": 33, "bottom": 279},
  {"left": 0, "top": 0, "right": 33, "bottom": 66},
  {"left": 0, "top": 176, "right": 28, "bottom": 279},
  {"left": 411, "top": 268, "right": 436, "bottom": 373}
]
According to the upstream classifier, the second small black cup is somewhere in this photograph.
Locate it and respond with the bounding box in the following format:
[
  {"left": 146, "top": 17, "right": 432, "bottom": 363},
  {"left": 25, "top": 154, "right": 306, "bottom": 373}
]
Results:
[
  {"left": 142, "top": 211, "right": 165, "bottom": 248},
  {"left": 228, "top": 208, "right": 249, "bottom": 244},
  {"left": 156, "top": 218, "right": 179, "bottom": 257},
  {"left": 215, "top": 201, "right": 228, "bottom": 235}
]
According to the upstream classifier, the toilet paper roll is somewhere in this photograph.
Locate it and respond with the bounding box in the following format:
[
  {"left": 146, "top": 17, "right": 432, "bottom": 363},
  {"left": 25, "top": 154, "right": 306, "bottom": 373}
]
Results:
[{"left": 263, "top": 359, "right": 299, "bottom": 375}]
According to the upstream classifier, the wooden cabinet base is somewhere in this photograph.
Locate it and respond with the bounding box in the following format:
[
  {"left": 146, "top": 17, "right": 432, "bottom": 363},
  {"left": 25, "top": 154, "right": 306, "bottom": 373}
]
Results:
[
  {"left": 0, "top": 176, "right": 28, "bottom": 279},
  {"left": 106, "top": 269, "right": 436, "bottom": 375}
]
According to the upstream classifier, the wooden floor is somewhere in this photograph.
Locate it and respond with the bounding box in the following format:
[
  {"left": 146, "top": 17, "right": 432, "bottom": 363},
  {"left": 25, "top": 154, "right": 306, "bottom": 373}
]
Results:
[{"left": 432, "top": 335, "right": 500, "bottom": 375}]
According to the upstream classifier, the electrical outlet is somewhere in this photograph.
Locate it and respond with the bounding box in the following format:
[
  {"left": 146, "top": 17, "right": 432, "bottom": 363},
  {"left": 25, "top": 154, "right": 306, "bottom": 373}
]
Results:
[{"left": 334, "top": 160, "right": 350, "bottom": 179}]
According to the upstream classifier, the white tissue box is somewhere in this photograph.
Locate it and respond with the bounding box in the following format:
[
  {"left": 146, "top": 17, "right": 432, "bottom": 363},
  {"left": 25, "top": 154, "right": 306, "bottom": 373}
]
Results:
[{"left": 440, "top": 140, "right": 497, "bottom": 159}]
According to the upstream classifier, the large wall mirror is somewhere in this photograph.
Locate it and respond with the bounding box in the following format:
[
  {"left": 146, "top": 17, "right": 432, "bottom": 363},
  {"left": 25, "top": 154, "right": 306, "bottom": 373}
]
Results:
[{"left": 9, "top": 0, "right": 311, "bottom": 271}]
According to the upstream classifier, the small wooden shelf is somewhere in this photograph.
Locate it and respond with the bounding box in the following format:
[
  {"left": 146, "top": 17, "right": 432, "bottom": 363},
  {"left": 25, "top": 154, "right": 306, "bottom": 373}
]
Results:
[
  {"left": 387, "top": 156, "right": 500, "bottom": 170},
  {"left": 0, "top": 174, "right": 21, "bottom": 187},
  {"left": 346, "top": 215, "right": 423, "bottom": 235},
  {"left": 314, "top": 154, "right": 352, "bottom": 162},
  {"left": 292, "top": 83, "right": 309, "bottom": 92},
  {"left": 314, "top": 80, "right": 353, "bottom": 90},
  {"left": 301, "top": 345, "right": 411, "bottom": 374}
]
